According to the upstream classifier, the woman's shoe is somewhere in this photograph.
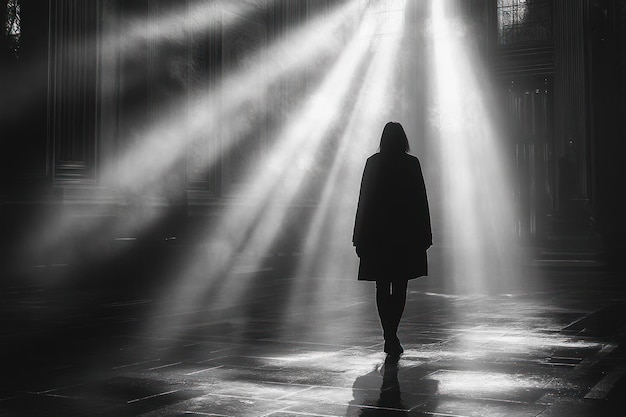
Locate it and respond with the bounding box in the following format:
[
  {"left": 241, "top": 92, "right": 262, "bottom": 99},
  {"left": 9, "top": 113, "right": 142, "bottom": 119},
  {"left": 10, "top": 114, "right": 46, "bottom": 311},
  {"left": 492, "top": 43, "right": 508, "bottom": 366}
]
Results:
[
  {"left": 384, "top": 339, "right": 403, "bottom": 357},
  {"left": 390, "top": 342, "right": 404, "bottom": 357}
]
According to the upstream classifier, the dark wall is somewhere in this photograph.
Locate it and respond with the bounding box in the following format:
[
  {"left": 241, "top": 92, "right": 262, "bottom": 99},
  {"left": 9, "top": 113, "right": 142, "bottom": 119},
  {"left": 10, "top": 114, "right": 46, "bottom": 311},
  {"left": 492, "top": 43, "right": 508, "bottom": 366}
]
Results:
[
  {"left": 589, "top": 0, "right": 626, "bottom": 266},
  {"left": 1, "top": 1, "right": 51, "bottom": 198}
]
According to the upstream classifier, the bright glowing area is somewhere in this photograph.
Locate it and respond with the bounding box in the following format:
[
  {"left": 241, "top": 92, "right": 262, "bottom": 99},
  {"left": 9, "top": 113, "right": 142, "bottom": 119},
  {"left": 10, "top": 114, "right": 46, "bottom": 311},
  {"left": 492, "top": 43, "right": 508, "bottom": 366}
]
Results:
[
  {"left": 26, "top": 0, "right": 524, "bottom": 302},
  {"left": 143, "top": 0, "right": 413, "bottom": 342},
  {"left": 103, "top": 0, "right": 362, "bottom": 194},
  {"left": 457, "top": 329, "right": 601, "bottom": 351},
  {"left": 429, "top": 0, "right": 519, "bottom": 293},
  {"left": 7, "top": 2, "right": 624, "bottom": 416},
  {"left": 23, "top": 0, "right": 363, "bottom": 265},
  {"left": 23, "top": 0, "right": 526, "bottom": 355},
  {"left": 146, "top": 4, "right": 384, "bottom": 336},
  {"left": 101, "top": 1, "right": 274, "bottom": 58},
  {"left": 288, "top": 6, "right": 408, "bottom": 320},
  {"left": 428, "top": 370, "right": 545, "bottom": 396}
]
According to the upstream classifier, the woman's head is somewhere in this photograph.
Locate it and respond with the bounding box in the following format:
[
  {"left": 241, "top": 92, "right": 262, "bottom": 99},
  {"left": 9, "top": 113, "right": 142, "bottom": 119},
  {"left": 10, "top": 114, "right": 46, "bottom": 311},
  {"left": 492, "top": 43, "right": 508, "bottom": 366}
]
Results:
[{"left": 379, "top": 122, "right": 410, "bottom": 154}]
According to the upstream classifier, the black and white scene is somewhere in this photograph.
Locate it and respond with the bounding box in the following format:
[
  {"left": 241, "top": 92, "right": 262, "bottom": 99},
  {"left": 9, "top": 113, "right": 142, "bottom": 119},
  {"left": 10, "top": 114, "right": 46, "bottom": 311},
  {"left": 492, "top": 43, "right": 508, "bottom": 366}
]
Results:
[{"left": 2, "top": 0, "right": 626, "bottom": 416}]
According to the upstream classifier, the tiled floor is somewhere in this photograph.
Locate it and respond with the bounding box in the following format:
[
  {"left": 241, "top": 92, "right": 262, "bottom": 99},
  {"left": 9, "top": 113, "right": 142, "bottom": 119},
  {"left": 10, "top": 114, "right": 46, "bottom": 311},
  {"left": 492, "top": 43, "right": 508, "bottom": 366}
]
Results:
[{"left": 2, "top": 248, "right": 626, "bottom": 416}]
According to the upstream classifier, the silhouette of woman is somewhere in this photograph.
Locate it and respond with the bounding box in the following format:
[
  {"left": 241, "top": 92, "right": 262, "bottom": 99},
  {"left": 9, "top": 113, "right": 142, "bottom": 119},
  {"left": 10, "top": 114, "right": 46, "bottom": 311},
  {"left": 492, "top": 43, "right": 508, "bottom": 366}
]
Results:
[{"left": 353, "top": 122, "right": 432, "bottom": 357}]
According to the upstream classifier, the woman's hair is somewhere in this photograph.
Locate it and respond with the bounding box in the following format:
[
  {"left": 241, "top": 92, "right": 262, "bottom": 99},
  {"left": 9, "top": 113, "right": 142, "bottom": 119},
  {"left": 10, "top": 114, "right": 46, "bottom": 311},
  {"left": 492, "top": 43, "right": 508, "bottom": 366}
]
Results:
[{"left": 379, "top": 122, "right": 410, "bottom": 154}]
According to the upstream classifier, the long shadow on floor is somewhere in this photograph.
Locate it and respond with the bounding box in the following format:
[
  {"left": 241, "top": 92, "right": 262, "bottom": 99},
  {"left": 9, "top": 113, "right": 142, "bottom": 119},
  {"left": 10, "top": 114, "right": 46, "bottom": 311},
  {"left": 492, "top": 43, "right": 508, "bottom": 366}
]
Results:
[{"left": 348, "top": 355, "right": 438, "bottom": 416}]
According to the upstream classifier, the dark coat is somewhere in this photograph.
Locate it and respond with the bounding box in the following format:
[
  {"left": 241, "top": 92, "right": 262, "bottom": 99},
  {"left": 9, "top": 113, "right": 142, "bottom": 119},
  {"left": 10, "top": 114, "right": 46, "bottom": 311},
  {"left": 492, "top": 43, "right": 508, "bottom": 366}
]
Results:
[{"left": 353, "top": 152, "right": 432, "bottom": 281}]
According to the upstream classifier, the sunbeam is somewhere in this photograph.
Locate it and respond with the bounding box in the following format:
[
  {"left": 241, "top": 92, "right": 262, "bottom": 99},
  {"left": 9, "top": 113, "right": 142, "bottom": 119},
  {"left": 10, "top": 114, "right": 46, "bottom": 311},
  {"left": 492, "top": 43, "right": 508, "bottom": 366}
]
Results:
[
  {"left": 103, "top": 0, "right": 361, "bottom": 195},
  {"left": 287, "top": 8, "right": 409, "bottom": 327},
  {"left": 429, "top": 0, "right": 519, "bottom": 294},
  {"left": 5, "top": 2, "right": 624, "bottom": 416},
  {"left": 16, "top": 0, "right": 521, "bottom": 355},
  {"left": 101, "top": 1, "right": 275, "bottom": 61},
  {"left": 22, "top": 0, "right": 362, "bottom": 268},
  {"left": 144, "top": 6, "right": 377, "bottom": 339}
]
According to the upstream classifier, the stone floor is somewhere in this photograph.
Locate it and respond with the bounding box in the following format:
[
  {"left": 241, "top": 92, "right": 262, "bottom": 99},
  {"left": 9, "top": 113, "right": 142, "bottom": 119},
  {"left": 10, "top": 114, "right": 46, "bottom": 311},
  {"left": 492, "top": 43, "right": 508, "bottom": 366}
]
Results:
[{"left": 2, "top": 247, "right": 626, "bottom": 416}]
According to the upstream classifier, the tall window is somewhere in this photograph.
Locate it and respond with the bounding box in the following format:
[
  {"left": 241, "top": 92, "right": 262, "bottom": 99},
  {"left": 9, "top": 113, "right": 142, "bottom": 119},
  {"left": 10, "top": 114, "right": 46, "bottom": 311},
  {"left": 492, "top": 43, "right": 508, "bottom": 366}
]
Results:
[
  {"left": 5, "top": 0, "right": 20, "bottom": 57},
  {"left": 497, "top": 0, "right": 551, "bottom": 45}
]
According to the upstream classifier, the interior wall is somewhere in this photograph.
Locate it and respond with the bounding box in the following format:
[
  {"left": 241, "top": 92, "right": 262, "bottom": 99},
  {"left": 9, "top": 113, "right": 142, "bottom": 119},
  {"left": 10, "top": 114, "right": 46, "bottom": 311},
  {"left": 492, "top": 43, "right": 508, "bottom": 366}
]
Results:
[
  {"left": 1, "top": 1, "right": 51, "bottom": 197},
  {"left": 589, "top": 0, "right": 626, "bottom": 266}
]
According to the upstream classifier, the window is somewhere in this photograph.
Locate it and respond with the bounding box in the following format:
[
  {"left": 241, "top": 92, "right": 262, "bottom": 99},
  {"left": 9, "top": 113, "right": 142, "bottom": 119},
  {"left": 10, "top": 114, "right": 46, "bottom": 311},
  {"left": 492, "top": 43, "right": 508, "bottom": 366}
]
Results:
[
  {"left": 497, "top": 0, "right": 551, "bottom": 45},
  {"left": 5, "top": 0, "right": 20, "bottom": 57}
]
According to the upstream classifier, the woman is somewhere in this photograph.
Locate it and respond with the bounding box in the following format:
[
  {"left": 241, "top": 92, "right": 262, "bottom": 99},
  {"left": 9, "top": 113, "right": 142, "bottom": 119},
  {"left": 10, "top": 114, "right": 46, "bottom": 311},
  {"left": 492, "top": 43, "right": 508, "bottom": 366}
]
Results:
[{"left": 353, "top": 122, "right": 432, "bottom": 357}]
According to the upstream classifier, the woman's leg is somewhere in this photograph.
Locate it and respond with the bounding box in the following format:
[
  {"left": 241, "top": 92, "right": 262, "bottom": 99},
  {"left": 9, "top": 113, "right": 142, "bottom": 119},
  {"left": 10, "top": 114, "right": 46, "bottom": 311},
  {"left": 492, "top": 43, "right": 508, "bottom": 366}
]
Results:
[
  {"left": 375, "top": 281, "right": 393, "bottom": 349},
  {"left": 390, "top": 280, "right": 408, "bottom": 330},
  {"left": 376, "top": 280, "right": 407, "bottom": 355},
  {"left": 388, "top": 280, "right": 408, "bottom": 353},
  {"left": 375, "top": 280, "right": 391, "bottom": 321}
]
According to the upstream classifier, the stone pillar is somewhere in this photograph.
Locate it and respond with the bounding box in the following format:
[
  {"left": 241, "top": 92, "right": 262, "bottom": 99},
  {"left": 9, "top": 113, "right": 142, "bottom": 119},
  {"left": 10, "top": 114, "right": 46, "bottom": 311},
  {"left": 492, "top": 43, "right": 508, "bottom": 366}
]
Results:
[
  {"left": 49, "top": 0, "right": 100, "bottom": 183},
  {"left": 553, "top": 0, "right": 590, "bottom": 214}
]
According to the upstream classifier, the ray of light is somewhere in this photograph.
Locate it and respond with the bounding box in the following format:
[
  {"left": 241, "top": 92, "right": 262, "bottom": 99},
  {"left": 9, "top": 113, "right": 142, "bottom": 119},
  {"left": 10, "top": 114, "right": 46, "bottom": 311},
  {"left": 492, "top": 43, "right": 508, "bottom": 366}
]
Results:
[
  {"left": 103, "top": 0, "right": 361, "bottom": 194},
  {"left": 285, "top": 19, "right": 409, "bottom": 328},
  {"left": 429, "top": 0, "right": 519, "bottom": 294},
  {"left": 147, "top": 0, "right": 410, "bottom": 347},
  {"left": 211, "top": 3, "right": 410, "bottom": 311},
  {"left": 22, "top": 0, "right": 361, "bottom": 267},
  {"left": 144, "top": 10, "right": 377, "bottom": 338},
  {"left": 101, "top": 1, "right": 273, "bottom": 59},
  {"left": 2, "top": 1, "right": 261, "bottom": 126},
  {"left": 154, "top": 0, "right": 412, "bottom": 344}
]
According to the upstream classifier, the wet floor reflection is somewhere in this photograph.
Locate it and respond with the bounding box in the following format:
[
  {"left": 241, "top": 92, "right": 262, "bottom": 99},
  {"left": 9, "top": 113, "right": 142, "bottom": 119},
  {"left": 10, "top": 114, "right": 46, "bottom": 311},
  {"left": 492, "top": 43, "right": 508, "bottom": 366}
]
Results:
[
  {"left": 349, "top": 355, "right": 438, "bottom": 416},
  {"left": 2, "top": 254, "right": 626, "bottom": 416}
]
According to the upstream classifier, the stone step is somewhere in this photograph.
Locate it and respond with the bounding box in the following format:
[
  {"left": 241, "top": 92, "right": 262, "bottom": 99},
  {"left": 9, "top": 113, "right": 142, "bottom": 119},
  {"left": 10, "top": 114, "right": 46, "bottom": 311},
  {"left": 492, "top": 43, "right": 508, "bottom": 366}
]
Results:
[{"left": 530, "top": 249, "right": 607, "bottom": 269}]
